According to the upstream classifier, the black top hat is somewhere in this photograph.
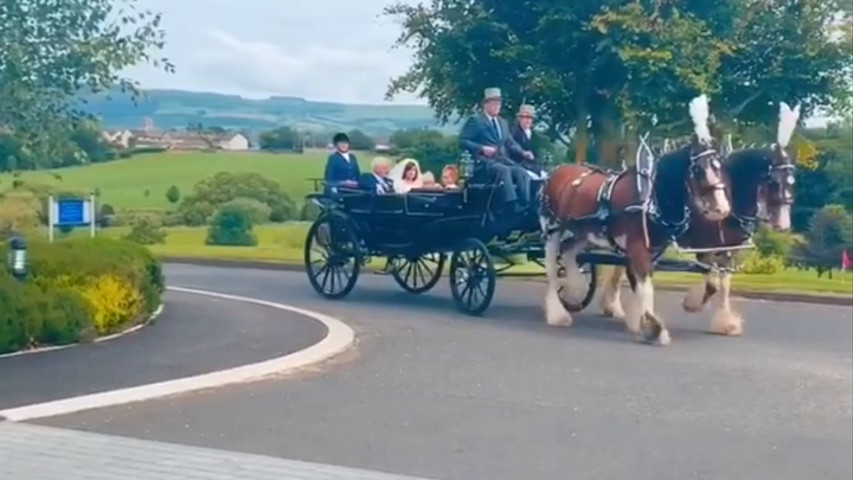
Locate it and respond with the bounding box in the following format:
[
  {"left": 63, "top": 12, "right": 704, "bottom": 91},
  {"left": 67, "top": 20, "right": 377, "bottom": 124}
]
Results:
[{"left": 332, "top": 132, "right": 349, "bottom": 144}]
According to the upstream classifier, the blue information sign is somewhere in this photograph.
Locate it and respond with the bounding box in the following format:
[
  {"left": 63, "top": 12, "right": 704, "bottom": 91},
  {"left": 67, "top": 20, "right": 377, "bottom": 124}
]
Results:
[{"left": 55, "top": 198, "right": 90, "bottom": 226}]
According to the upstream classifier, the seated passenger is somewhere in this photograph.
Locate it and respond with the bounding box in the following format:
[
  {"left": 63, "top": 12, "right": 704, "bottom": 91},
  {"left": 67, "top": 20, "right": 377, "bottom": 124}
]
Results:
[
  {"left": 389, "top": 158, "right": 423, "bottom": 193},
  {"left": 323, "top": 132, "right": 360, "bottom": 190},
  {"left": 359, "top": 156, "right": 396, "bottom": 194},
  {"left": 441, "top": 165, "right": 460, "bottom": 189},
  {"left": 419, "top": 171, "right": 442, "bottom": 190}
]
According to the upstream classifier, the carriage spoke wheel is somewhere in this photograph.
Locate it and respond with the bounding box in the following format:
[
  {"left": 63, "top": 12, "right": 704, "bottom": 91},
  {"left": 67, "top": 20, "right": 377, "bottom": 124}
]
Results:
[
  {"left": 449, "top": 238, "right": 496, "bottom": 316},
  {"left": 304, "top": 213, "right": 361, "bottom": 299},
  {"left": 392, "top": 253, "right": 446, "bottom": 294},
  {"left": 557, "top": 261, "right": 597, "bottom": 313}
]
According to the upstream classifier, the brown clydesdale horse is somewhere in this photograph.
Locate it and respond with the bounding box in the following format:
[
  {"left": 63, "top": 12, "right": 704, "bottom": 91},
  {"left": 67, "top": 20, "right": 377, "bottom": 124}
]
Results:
[
  {"left": 539, "top": 95, "right": 731, "bottom": 346},
  {"left": 600, "top": 103, "right": 801, "bottom": 337}
]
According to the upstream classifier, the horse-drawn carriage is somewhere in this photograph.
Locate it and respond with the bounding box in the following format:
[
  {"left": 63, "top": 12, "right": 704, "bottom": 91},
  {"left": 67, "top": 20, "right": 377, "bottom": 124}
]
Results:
[
  {"left": 302, "top": 147, "right": 721, "bottom": 317},
  {"left": 303, "top": 96, "right": 799, "bottom": 346}
]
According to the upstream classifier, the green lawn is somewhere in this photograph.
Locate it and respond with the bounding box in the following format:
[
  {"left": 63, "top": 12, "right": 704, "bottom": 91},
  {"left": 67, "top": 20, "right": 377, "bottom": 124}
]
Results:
[
  {"left": 0, "top": 150, "right": 373, "bottom": 211},
  {"left": 54, "top": 223, "right": 851, "bottom": 297}
]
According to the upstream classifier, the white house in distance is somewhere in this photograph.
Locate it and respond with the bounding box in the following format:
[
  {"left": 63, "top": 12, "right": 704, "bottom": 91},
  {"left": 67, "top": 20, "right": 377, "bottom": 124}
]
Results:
[
  {"left": 101, "top": 129, "right": 250, "bottom": 151},
  {"left": 220, "top": 133, "right": 249, "bottom": 150}
]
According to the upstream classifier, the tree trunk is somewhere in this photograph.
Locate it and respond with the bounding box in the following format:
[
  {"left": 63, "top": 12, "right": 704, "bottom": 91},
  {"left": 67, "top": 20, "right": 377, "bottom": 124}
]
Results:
[
  {"left": 592, "top": 96, "right": 622, "bottom": 168},
  {"left": 574, "top": 122, "right": 589, "bottom": 164}
]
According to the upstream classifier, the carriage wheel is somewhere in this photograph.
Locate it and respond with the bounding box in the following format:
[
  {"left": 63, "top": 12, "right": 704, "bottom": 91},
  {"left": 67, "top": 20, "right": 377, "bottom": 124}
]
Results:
[
  {"left": 304, "top": 212, "right": 361, "bottom": 299},
  {"left": 557, "top": 261, "right": 597, "bottom": 312},
  {"left": 449, "top": 238, "right": 496, "bottom": 316},
  {"left": 391, "top": 253, "right": 446, "bottom": 294}
]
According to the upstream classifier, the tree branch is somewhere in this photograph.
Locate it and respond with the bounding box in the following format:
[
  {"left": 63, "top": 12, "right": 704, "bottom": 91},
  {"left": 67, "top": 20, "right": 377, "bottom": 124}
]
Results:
[{"left": 727, "top": 90, "right": 765, "bottom": 119}]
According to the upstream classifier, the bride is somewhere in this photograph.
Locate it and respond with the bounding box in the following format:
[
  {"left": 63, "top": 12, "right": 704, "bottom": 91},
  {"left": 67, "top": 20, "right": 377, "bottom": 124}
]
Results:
[{"left": 388, "top": 158, "right": 424, "bottom": 193}]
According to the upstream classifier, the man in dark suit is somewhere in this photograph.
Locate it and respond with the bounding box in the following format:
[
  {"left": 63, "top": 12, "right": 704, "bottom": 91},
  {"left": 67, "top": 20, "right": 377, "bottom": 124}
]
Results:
[
  {"left": 509, "top": 104, "right": 542, "bottom": 173},
  {"left": 359, "top": 156, "right": 395, "bottom": 193},
  {"left": 323, "top": 132, "right": 361, "bottom": 190},
  {"left": 459, "top": 88, "right": 534, "bottom": 210}
]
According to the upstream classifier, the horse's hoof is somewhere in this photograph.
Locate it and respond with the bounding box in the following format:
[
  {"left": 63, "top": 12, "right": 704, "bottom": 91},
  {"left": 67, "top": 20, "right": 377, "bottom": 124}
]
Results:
[
  {"left": 546, "top": 314, "right": 573, "bottom": 327},
  {"left": 640, "top": 322, "right": 663, "bottom": 344},
  {"left": 709, "top": 309, "right": 744, "bottom": 336}
]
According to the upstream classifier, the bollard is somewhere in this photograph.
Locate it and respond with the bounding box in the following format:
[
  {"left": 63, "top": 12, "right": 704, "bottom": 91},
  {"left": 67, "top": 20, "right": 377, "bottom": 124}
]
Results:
[{"left": 7, "top": 235, "right": 27, "bottom": 281}]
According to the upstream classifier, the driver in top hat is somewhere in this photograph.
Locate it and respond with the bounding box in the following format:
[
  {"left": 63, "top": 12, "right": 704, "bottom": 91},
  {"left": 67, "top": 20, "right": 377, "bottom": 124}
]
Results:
[
  {"left": 323, "top": 132, "right": 361, "bottom": 189},
  {"left": 459, "top": 88, "right": 533, "bottom": 212}
]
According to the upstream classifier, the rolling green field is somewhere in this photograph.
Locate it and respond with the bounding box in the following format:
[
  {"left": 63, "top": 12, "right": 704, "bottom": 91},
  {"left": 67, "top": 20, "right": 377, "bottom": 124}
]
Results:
[{"left": 0, "top": 150, "right": 373, "bottom": 210}]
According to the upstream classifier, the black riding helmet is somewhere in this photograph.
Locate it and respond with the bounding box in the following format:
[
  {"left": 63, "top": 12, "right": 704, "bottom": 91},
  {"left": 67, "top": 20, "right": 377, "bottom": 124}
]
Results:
[{"left": 333, "top": 132, "right": 349, "bottom": 144}]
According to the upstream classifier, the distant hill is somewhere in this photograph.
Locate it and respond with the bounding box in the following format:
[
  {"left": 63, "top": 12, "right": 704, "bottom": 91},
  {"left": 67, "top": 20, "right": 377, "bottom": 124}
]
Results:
[{"left": 80, "top": 89, "right": 456, "bottom": 137}]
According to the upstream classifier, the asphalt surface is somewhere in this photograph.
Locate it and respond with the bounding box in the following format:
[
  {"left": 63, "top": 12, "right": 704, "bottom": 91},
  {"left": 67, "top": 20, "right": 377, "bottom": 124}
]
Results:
[
  {"left": 0, "top": 289, "right": 327, "bottom": 410},
  {"left": 34, "top": 264, "right": 853, "bottom": 480}
]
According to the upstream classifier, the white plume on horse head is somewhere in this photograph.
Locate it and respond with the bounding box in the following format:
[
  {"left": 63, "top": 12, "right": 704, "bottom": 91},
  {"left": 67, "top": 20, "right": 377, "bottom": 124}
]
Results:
[
  {"left": 777, "top": 102, "right": 801, "bottom": 148},
  {"left": 688, "top": 94, "right": 712, "bottom": 144}
]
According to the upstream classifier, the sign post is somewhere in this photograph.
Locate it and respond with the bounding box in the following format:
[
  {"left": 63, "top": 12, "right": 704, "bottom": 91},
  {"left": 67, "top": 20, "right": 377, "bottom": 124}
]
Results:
[{"left": 48, "top": 194, "right": 96, "bottom": 241}]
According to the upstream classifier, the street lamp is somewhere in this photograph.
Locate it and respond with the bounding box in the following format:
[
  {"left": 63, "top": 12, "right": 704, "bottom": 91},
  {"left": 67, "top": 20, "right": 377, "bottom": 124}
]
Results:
[
  {"left": 543, "top": 152, "right": 554, "bottom": 172},
  {"left": 7, "top": 235, "right": 27, "bottom": 281},
  {"left": 458, "top": 150, "right": 474, "bottom": 180}
]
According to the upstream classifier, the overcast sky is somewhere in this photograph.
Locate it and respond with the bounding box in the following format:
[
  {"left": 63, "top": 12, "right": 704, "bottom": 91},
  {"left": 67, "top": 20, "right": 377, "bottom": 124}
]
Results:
[{"left": 124, "top": 0, "right": 423, "bottom": 104}]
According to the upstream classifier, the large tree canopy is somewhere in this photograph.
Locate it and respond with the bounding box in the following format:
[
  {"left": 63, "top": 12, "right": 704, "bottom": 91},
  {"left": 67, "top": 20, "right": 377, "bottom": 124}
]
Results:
[
  {"left": 0, "top": 0, "right": 172, "bottom": 165},
  {"left": 385, "top": 0, "right": 852, "bottom": 165}
]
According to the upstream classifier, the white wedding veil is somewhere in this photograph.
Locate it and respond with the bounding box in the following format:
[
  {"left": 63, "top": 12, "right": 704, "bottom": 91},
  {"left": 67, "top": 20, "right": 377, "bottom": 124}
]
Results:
[{"left": 388, "top": 158, "right": 424, "bottom": 192}]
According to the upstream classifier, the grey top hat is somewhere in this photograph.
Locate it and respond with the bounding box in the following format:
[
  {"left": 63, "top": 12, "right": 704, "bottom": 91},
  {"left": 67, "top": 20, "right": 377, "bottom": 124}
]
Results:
[
  {"left": 517, "top": 104, "right": 535, "bottom": 117},
  {"left": 483, "top": 87, "right": 502, "bottom": 102}
]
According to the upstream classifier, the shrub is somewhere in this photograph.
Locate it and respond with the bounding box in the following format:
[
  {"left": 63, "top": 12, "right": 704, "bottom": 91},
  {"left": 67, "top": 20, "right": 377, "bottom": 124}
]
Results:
[
  {"left": 11, "top": 237, "right": 164, "bottom": 328},
  {"left": 0, "top": 272, "right": 92, "bottom": 354},
  {"left": 299, "top": 201, "right": 321, "bottom": 222},
  {"left": 166, "top": 185, "right": 181, "bottom": 204},
  {"left": 80, "top": 274, "right": 144, "bottom": 334},
  {"left": 0, "top": 190, "right": 42, "bottom": 235},
  {"left": 740, "top": 251, "right": 785, "bottom": 274},
  {"left": 206, "top": 205, "right": 257, "bottom": 246},
  {"left": 219, "top": 197, "right": 271, "bottom": 224},
  {"left": 177, "top": 172, "right": 295, "bottom": 225},
  {"left": 753, "top": 225, "right": 796, "bottom": 261},
  {"left": 98, "top": 203, "right": 116, "bottom": 227},
  {"left": 123, "top": 216, "right": 167, "bottom": 245},
  {"left": 163, "top": 212, "right": 184, "bottom": 227}
]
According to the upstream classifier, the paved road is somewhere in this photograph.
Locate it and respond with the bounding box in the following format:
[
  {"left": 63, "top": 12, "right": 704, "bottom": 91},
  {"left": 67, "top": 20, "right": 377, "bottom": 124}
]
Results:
[
  {"left": 35, "top": 264, "right": 853, "bottom": 480},
  {"left": 0, "top": 289, "right": 327, "bottom": 410}
]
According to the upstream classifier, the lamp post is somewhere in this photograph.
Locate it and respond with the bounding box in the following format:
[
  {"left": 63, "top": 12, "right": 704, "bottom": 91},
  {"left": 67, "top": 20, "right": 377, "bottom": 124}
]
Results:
[
  {"left": 7, "top": 235, "right": 27, "bottom": 281},
  {"left": 458, "top": 150, "right": 474, "bottom": 180},
  {"left": 543, "top": 152, "right": 554, "bottom": 172}
]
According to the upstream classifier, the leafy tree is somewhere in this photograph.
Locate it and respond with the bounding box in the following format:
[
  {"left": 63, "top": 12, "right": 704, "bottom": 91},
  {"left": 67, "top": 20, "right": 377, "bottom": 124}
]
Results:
[
  {"left": 384, "top": 0, "right": 852, "bottom": 166},
  {"left": 166, "top": 185, "right": 181, "bottom": 204},
  {"left": 395, "top": 130, "right": 460, "bottom": 177},
  {"left": 206, "top": 205, "right": 257, "bottom": 247},
  {"left": 346, "top": 129, "right": 376, "bottom": 151},
  {"left": 178, "top": 172, "right": 295, "bottom": 225},
  {"left": 259, "top": 126, "right": 300, "bottom": 151},
  {"left": 797, "top": 204, "right": 853, "bottom": 276},
  {"left": 0, "top": 0, "right": 173, "bottom": 165}
]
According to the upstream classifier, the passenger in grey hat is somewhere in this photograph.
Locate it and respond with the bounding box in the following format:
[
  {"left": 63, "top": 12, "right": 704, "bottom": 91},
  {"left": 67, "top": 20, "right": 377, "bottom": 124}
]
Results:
[
  {"left": 458, "top": 87, "right": 532, "bottom": 211},
  {"left": 510, "top": 104, "right": 541, "bottom": 173}
]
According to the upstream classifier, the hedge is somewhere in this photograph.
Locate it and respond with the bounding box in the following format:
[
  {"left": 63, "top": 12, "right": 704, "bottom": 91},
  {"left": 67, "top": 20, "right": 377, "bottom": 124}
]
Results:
[{"left": 0, "top": 237, "right": 164, "bottom": 354}]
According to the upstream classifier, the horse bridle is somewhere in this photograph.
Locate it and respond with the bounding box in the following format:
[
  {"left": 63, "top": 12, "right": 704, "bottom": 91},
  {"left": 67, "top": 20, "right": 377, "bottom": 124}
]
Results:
[
  {"left": 686, "top": 147, "right": 728, "bottom": 208},
  {"left": 730, "top": 161, "right": 796, "bottom": 235}
]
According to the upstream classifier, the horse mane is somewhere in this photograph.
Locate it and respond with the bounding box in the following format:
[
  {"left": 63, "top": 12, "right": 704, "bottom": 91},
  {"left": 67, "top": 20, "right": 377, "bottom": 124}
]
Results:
[
  {"left": 726, "top": 148, "right": 773, "bottom": 215},
  {"left": 653, "top": 145, "right": 692, "bottom": 222}
]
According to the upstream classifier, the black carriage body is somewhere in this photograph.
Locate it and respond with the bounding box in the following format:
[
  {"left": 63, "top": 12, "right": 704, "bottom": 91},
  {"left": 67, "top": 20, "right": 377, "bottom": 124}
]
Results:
[{"left": 310, "top": 185, "right": 502, "bottom": 258}]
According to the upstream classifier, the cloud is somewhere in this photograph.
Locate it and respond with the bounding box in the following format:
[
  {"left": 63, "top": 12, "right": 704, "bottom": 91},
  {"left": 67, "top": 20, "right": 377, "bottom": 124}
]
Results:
[{"left": 124, "top": 0, "right": 423, "bottom": 104}]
